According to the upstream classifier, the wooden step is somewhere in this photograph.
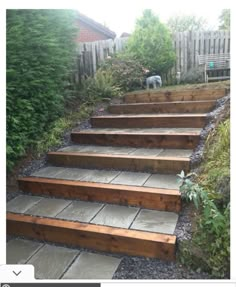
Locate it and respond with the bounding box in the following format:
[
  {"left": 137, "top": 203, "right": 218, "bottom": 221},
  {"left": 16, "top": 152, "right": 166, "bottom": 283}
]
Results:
[
  {"left": 124, "top": 88, "right": 226, "bottom": 103},
  {"left": 109, "top": 100, "right": 216, "bottom": 114},
  {"left": 47, "top": 152, "right": 190, "bottom": 174},
  {"left": 18, "top": 177, "right": 181, "bottom": 212},
  {"left": 7, "top": 212, "right": 176, "bottom": 260},
  {"left": 71, "top": 130, "right": 200, "bottom": 149},
  {"left": 91, "top": 114, "right": 207, "bottom": 129}
]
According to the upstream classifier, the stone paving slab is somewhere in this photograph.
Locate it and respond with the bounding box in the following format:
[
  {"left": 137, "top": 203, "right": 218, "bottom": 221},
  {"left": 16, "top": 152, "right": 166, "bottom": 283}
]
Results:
[
  {"left": 84, "top": 128, "right": 202, "bottom": 134},
  {"left": 60, "top": 145, "right": 136, "bottom": 155},
  {"left": 7, "top": 238, "right": 43, "bottom": 264},
  {"left": 131, "top": 209, "right": 178, "bottom": 234},
  {"left": 143, "top": 174, "right": 180, "bottom": 190},
  {"left": 111, "top": 171, "right": 150, "bottom": 186},
  {"left": 31, "top": 166, "right": 67, "bottom": 178},
  {"left": 25, "top": 197, "right": 72, "bottom": 217},
  {"left": 159, "top": 149, "right": 192, "bottom": 157},
  {"left": 27, "top": 244, "right": 79, "bottom": 279},
  {"left": 55, "top": 168, "right": 93, "bottom": 181},
  {"left": 56, "top": 200, "right": 104, "bottom": 222},
  {"left": 7, "top": 195, "right": 42, "bottom": 213},
  {"left": 62, "top": 251, "right": 122, "bottom": 279},
  {"left": 129, "top": 148, "right": 163, "bottom": 156},
  {"left": 91, "top": 204, "right": 140, "bottom": 229},
  {"left": 81, "top": 169, "right": 120, "bottom": 183}
]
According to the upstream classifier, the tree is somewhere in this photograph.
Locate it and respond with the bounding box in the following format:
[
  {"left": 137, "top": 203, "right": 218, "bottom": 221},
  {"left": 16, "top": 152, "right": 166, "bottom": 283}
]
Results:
[
  {"left": 7, "top": 10, "right": 77, "bottom": 170},
  {"left": 167, "top": 14, "right": 208, "bottom": 32},
  {"left": 126, "top": 9, "right": 176, "bottom": 75},
  {"left": 219, "top": 9, "right": 230, "bottom": 30}
]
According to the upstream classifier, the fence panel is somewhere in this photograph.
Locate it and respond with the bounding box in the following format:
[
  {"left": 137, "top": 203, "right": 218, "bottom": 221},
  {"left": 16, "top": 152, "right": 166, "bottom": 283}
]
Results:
[{"left": 74, "top": 31, "right": 230, "bottom": 84}]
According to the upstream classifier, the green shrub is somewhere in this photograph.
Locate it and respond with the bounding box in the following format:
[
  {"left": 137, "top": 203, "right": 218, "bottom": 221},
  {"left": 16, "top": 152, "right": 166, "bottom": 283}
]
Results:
[
  {"left": 180, "top": 67, "right": 204, "bottom": 84},
  {"left": 78, "top": 69, "right": 122, "bottom": 103},
  {"left": 7, "top": 9, "right": 77, "bottom": 170},
  {"left": 125, "top": 9, "right": 176, "bottom": 75},
  {"left": 99, "top": 54, "right": 146, "bottom": 91},
  {"left": 177, "top": 117, "right": 230, "bottom": 278}
]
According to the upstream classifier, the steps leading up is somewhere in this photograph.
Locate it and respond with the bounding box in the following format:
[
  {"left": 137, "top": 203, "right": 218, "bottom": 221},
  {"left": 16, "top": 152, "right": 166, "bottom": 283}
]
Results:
[
  {"left": 47, "top": 152, "right": 190, "bottom": 174},
  {"left": 8, "top": 86, "right": 225, "bottom": 267},
  {"left": 91, "top": 114, "right": 207, "bottom": 129},
  {"left": 71, "top": 129, "right": 201, "bottom": 149},
  {"left": 124, "top": 88, "right": 226, "bottom": 103},
  {"left": 108, "top": 100, "right": 216, "bottom": 114},
  {"left": 18, "top": 177, "right": 181, "bottom": 212}
]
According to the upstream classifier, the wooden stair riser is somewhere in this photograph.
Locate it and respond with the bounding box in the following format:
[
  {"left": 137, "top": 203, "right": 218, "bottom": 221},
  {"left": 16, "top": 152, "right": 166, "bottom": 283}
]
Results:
[
  {"left": 71, "top": 132, "right": 200, "bottom": 149},
  {"left": 109, "top": 101, "right": 216, "bottom": 114},
  {"left": 91, "top": 115, "right": 206, "bottom": 129},
  {"left": 7, "top": 213, "right": 176, "bottom": 260},
  {"left": 47, "top": 152, "right": 190, "bottom": 174},
  {"left": 124, "top": 88, "right": 226, "bottom": 103},
  {"left": 18, "top": 178, "right": 181, "bottom": 212}
]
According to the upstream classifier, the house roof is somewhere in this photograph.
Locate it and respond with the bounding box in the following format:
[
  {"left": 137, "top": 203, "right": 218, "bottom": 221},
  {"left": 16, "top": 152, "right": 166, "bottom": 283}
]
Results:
[{"left": 77, "top": 12, "right": 116, "bottom": 39}]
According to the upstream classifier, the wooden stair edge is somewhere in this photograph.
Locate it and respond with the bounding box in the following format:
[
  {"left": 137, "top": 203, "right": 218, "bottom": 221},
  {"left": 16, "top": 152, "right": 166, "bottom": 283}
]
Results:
[
  {"left": 18, "top": 177, "right": 181, "bottom": 212},
  {"left": 71, "top": 132, "right": 200, "bottom": 149},
  {"left": 7, "top": 212, "right": 176, "bottom": 260},
  {"left": 47, "top": 152, "right": 190, "bottom": 174}
]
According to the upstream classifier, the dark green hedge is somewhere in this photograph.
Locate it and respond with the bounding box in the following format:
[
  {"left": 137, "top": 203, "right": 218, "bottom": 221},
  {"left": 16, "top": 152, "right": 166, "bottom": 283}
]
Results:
[{"left": 7, "top": 9, "right": 77, "bottom": 170}]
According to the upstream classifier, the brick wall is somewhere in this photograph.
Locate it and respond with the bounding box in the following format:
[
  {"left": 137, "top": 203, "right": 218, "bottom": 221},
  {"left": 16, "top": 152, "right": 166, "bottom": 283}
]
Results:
[{"left": 76, "top": 20, "right": 109, "bottom": 42}]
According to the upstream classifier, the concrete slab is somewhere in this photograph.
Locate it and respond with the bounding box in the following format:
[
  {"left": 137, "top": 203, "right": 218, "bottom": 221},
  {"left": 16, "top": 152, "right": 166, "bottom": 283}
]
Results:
[
  {"left": 7, "top": 238, "right": 43, "bottom": 264},
  {"left": 111, "top": 171, "right": 151, "bottom": 186},
  {"left": 27, "top": 244, "right": 78, "bottom": 279},
  {"left": 129, "top": 148, "right": 163, "bottom": 156},
  {"left": 143, "top": 174, "right": 180, "bottom": 190},
  {"left": 55, "top": 168, "right": 93, "bottom": 181},
  {"left": 62, "top": 252, "right": 122, "bottom": 279},
  {"left": 56, "top": 200, "right": 104, "bottom": 222},
  {"left": 84, "top": 128, "right": 202, "bottom": 134},
  {"left": 81, "top": 169, "right": 120, "bottom": 183},
  {"left": 31, "top": 166, "right": 67, "bottom": 178},
  {"left": 7, "top": 195, "right": 42, "bottom": 213},
  {"left": 131, "top": 209, "right": 178, "bottom": 234},
  {"left": 25, "top": 198, "right": 72, "bottom": 217},
  {"left": 58, "top": 145, "right": 85, "bottom": 152},
  {"left": 91, "top": 204, "right": 139, "bottom": 228},
  {"left": 159, "top": 149, "right": 192, "bottom": 158}
]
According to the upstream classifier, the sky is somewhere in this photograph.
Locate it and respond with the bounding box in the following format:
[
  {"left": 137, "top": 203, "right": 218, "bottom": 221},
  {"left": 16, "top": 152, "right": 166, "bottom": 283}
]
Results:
[{"left": 75, "top": 0, "right": 227, "bottom": 36}]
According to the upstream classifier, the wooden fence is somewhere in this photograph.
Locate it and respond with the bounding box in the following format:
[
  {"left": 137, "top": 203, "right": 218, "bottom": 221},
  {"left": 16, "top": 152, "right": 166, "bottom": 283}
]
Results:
[{"left": 73, "top": 30, "right": 230, "bottom": 84}]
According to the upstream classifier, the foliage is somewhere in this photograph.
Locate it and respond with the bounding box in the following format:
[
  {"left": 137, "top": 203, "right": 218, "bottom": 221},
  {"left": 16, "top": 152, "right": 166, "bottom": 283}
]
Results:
[
  {"left": 177, "top": 117, "right": 230, "bottom": 278},
  {"left": 35, "top": 103, "right": 93, "bottom": 156},
  {"left": 167, "top": 14, "right": 208, "bottom": 32},
  {"left": 180, "top": 67, "right": 204, "bottom": 84},
  {"left": 78, "top": 69, "right": 122, "bottom": 103},
  {"left": 219, "top": 9, "right": 230, "bottom": 30},
  {"left": 125, "top": 9, "right": 176, "bottom": 75},
  {"left": 7, "top": 9, "right": 77, "bottom": 170},
  {"left": 99, "top": 54, "right": 146, "bottom": 91},
  {"left": 199, "top": 119, "right": 230, "bottom": 206}
]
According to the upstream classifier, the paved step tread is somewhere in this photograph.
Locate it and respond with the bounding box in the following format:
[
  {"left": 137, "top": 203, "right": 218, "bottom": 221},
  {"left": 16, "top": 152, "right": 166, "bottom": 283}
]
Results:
[
  {"left": 7, "top": 212, "right": 176, "bottom": 260},
  {"left": 18, "top": 177, "right": 181, "bottom": 212}
]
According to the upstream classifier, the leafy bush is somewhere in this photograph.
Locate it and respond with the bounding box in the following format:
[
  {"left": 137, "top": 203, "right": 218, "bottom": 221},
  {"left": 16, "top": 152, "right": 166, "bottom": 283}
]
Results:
[
  {"left": 180, "top": 67, "right": 204, "bottom": 84},
  {"left": 78, "top": 69, "right": 122, "bottom": 103},
  {"left": 99, "top": 54, "right": 146, "bottom": 91},
  {"left": 125, "top": 9, "right": 176, "bottom": 75},
  {"left": 177, "top": 118, "right": 230, "bottom": 278},
  {"left": 7, "top": 9, "right": 77, "bottom": 170}
]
